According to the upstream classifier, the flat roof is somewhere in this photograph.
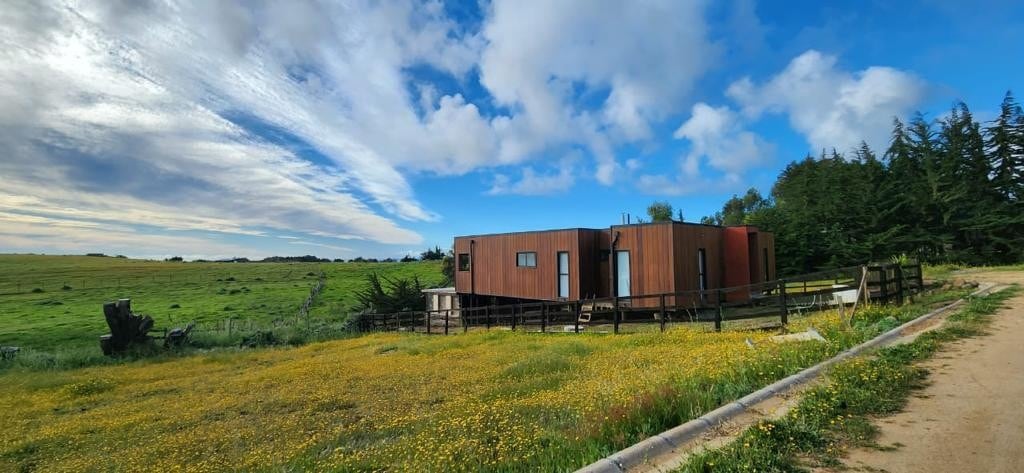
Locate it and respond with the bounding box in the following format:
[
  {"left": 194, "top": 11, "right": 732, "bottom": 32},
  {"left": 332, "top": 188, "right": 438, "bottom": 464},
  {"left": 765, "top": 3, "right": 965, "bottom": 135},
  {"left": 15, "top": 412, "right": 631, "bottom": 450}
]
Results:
[
  {"left": 421, "top": 287, "right": 456, "bottom": 294},
  {"left": 452, "top": 221, "right": 767, "bottom": 240},
  {"left": 453, "top": 227, "right": 603, "bottom": 239}
]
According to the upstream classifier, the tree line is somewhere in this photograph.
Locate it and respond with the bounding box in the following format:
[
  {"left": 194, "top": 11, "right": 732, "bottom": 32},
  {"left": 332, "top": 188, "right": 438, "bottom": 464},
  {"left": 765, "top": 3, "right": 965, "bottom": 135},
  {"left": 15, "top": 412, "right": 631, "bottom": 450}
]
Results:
[{"left": 694, "top": 92, "right": 1024, "bottom": 275}]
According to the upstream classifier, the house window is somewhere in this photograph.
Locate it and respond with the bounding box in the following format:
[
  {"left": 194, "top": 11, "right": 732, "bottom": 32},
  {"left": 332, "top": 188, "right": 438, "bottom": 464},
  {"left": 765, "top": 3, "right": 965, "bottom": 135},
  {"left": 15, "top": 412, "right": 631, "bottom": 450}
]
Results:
[
  {"left": 458, "top": 253, "right": 471, "bottom": 271},
  {"left": 615, "top": 250, "right": 631, "bottom": 297},
  {"left": 697, "top": 248, "right": 707, "bottom": 293},
  {"left": 516, "top": 252, "right": 537, "bottom": 267},
  {"left": 557, "top": 252, "right": 569, "bottom": 298}
]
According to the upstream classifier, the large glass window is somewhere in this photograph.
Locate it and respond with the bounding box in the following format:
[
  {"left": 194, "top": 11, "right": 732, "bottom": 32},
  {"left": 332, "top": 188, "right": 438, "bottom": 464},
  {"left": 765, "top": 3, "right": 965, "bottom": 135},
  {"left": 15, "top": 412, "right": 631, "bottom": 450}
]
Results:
[
  {"left": 557, "top": 252, "right": 569, "bottom": 298},
  {"left": 458, "top": 253, "right": 470, "bottom": 271},
  {"left": 516, "top": 251, "right": 537, "bottom": 267},
  {"left": 615, "top": 250, "right": 631, "bottom": 297},
  {"left": 697, "top": 248, "right": 707, "bottom": 293},
  {"left": 697, "top": 248, "right": 708, "bottom": 302}
]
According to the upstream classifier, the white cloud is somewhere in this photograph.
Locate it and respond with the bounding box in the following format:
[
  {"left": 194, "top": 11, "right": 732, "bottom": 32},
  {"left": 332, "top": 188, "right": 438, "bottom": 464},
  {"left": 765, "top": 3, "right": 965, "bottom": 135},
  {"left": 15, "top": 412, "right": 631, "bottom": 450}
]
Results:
[
  {"left": 0, "top": 0, "right": 476, "bottom": 249},
  {"left": 0, "top": 212, "right": 259, "bottom": 260},
  {"left": 0, "top": 0, "right": 730, "bottom": 256},
  {"left": 634, "top": 173, "right": 744, "bottom": 196},
  {"left": 487, "top": 158, "right": 577, "bottom": 196},
  {"left": 727, "top": 50, "right": 926, "bottom": 153},
  {"left": 673, "top": 103, "right": 772, "bottom": 176},
  {"left": 480, "top": 0, "right": 718, "bottom": 183}
]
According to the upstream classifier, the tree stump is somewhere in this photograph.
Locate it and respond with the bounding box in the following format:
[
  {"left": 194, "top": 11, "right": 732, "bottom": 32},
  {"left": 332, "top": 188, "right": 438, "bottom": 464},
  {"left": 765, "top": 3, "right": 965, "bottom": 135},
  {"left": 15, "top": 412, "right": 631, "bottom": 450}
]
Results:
[{"left": 99, "top": 299, "right": 155, "bottom": 355}]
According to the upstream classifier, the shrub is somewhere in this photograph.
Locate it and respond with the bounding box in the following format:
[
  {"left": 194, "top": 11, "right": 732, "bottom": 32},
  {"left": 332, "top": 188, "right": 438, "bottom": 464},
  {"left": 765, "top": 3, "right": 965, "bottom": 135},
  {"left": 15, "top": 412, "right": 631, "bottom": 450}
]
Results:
[{"left": 31, "top": 288, "right": 44, "bottom": 293}]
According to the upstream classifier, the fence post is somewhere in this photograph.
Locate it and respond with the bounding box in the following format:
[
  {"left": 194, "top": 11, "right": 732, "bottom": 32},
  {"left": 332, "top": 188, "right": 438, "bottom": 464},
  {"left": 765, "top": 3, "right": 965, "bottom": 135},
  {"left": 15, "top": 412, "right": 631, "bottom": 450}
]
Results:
[
  {"left": 715, "top": 290, "right": 723, "bottom": 332},
  {"left": 879, "top": 266, "right": 890, "bottom": 304},
  {"left": 444, "top": 309, "right": 449, "bottom": 335},
  {"left": 426, "top": 311, "right": 431, "bottom": 334},
  {"left": 227, "top": 318, "right": 232, "bottom": 337},
  {"left": 463, "top": 309, "right": 469, "bottom": 333},
  {"left": 659, "top": 294, "right": 667, "bottom": 333},
  {"left": 512, "top": 303, "right": 519, "bottom": 331},
  {"left": 541, "top": 302, "right": 547, "bottom": 333},
  {"left": 613, "top": 297, "right": 620, "bottom": 334},
  {"left": 915, "top": 263, "right": 924, "bottom": 293},
  {"left": 778, "top": 280, "right": 788, "bottom": 326},
  {"left": 485, "top": 305, "right": 491, "bottom": 331},
  {"left": 574, "top": 301, "right": 581, "bottom": 334},
  {"left": 895, "top": 264, "right": 905, "bottom": 305}
]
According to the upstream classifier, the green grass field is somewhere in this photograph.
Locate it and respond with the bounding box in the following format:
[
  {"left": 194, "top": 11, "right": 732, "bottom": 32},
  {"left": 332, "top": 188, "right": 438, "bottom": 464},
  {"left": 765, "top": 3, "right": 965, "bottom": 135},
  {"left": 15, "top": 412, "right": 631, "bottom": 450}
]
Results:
[{"left": 0, "top": 254, "right": 443, "bottom": 351}]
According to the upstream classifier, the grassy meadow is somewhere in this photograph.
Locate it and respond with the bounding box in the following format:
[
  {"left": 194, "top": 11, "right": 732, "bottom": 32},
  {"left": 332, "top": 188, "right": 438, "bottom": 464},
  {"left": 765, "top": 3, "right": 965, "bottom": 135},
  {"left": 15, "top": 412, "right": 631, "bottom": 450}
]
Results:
[
  {"left": 0, "top": 254, "right": 443, "bottom": 352},
  {"left": 0, "top": 288, "right": 967, "bottom": 472},
  {"left": 0, "top": 254, "right": 971, "bottom": 471}
]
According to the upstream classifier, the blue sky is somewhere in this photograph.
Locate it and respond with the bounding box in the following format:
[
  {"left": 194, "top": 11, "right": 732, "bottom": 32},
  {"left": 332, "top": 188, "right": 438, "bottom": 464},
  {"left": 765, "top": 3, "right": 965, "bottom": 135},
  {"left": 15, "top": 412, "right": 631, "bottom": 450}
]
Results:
[{"left": 0, "top": 0, "right": 1021, "bottom": 260}]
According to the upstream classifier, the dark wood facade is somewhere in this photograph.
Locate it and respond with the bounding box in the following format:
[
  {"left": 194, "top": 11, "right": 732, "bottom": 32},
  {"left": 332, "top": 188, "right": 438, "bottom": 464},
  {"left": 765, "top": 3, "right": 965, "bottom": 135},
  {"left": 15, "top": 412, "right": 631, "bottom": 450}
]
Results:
[
  {"left": 454, "top": 228, "right": 607, "bottom": 303},
  {"left": 454, "top": 223, "right": 774, "bottom": 306}
]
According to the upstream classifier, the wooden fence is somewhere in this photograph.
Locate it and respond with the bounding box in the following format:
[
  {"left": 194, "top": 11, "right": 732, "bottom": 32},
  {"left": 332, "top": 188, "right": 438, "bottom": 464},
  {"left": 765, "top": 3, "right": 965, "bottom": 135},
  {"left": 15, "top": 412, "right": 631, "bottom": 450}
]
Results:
[{"left": 353, "top": 262, "right": 924, "bottom": 335}]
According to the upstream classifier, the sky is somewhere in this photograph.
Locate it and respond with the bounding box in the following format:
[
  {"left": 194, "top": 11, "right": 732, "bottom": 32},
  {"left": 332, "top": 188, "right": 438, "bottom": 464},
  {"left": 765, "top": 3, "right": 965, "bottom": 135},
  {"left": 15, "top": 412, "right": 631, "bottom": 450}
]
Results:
[{"left": 1, "top": 0, "right": 1022, "bottom": 261}]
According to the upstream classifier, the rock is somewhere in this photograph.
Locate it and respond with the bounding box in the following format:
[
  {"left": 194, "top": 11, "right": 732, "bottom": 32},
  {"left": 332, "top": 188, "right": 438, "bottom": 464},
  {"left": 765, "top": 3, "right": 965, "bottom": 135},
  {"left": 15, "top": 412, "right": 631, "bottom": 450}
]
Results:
[{"left": 769, "top": 328, "right": 827, "bottom": 344}]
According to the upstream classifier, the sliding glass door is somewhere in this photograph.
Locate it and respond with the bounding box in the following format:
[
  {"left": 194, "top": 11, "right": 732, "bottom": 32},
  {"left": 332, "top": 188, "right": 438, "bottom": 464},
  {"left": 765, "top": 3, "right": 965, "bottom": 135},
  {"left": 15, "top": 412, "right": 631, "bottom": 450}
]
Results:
[{"left": 615, "top": 250, "right": 630, "bottom": 297}]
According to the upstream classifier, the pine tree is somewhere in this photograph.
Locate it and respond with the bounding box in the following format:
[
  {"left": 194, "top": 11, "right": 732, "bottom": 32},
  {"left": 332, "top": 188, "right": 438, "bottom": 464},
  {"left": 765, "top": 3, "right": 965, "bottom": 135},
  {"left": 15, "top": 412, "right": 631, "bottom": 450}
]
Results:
[{"left": 986, "top": 91, "right": 1024, "bottom": 200}]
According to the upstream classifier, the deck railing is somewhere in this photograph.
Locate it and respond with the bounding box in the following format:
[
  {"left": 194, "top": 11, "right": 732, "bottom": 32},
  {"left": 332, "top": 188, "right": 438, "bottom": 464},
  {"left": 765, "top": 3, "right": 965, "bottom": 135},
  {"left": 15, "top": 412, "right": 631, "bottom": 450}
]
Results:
[{"left": 353, "top": 262, "right": 924, "bottom": 334}]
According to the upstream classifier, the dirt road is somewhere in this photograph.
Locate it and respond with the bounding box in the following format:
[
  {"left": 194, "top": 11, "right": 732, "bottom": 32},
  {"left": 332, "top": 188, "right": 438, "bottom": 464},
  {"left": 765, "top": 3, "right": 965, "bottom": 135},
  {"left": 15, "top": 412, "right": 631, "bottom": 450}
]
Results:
[{"left": 841, "top": 270, "right": 1024, "bottom": 473}]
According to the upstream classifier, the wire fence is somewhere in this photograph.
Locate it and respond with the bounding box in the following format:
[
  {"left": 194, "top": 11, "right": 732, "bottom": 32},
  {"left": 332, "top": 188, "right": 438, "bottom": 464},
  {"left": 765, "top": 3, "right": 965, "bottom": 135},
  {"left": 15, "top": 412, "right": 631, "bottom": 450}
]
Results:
[
  {"left": 0, "top": 271, "right": 324, "bottom": 296},
  {"left": 60, "top": 262, "right": 924, "bottom": 346}
]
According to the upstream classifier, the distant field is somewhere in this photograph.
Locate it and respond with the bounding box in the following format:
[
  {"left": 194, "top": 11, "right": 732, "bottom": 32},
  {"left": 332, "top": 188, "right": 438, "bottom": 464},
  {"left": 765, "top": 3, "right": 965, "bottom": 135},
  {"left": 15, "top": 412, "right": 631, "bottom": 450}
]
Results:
[{"left": 0, "top": 254, "right": 443, "bottom": 351}]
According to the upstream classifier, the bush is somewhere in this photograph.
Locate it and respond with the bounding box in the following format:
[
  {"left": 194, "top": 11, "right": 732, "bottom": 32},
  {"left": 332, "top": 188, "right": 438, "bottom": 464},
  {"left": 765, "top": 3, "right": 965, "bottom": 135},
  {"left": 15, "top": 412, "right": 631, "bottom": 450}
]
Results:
[
  {"left": 31, "top": 288, "right": 44, "bottom": 293},
  {"left": 169, "top": 304, "right": 181, "bottom": 309},
  {"left": 240, "top": 330, "right": 279, "bottom": 348},
  {"left": 61, "top": 284, "right": 72, "bottom": 291}
]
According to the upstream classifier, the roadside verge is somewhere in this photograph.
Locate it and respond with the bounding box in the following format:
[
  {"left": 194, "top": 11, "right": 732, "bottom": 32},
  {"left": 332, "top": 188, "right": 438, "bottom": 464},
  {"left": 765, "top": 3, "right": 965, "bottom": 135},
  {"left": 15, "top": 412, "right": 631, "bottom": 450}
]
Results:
[{"left": 576, "top": 282, "right": 999, "bottom": 473}]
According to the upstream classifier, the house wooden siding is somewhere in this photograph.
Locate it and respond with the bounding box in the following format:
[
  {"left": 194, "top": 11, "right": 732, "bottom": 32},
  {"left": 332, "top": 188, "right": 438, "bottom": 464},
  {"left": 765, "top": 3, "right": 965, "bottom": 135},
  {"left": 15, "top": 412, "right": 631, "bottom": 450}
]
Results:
[
  {"left": 611, "top": 222, "right": 724, "bottom": 307},
  {"left": 454, "top": 228, "right": 605, "bottom": 301},
  {"left": 453, "top": 223, "right": 774, "bottom": 306}
]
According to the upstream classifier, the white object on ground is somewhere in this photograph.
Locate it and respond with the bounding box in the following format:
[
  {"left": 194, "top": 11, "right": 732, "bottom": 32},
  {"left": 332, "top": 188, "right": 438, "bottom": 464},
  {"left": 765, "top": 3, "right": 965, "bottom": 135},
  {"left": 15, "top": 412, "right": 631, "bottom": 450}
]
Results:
[{"left": 769, "top": 327, "right": 826, "bottom": 343}]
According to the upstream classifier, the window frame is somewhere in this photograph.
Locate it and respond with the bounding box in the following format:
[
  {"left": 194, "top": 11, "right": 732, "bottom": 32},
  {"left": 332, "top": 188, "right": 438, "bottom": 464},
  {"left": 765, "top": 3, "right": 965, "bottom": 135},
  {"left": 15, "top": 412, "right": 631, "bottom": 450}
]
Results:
[
  {"left": 615, "top": 250, "right": 631, "bottom": 297},
  {"left": 457, "top": 253, "right": 471, "bottom": 272},
  {"left": 557, "top": 251, "right": 569, "bottom": 299},
  {"left": 697, "top": 248, "right": 708, "bottom": 299},
  {"left": 516, "top": 251, "right": 537, "bottom": 268}
]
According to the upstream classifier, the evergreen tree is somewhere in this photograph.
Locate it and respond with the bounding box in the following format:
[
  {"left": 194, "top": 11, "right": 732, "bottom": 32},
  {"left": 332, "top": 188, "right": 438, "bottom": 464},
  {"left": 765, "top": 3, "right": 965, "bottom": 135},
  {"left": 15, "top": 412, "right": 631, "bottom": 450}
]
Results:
[{"left": 986, "top": 91, "right": 1024, "bottom": 200}]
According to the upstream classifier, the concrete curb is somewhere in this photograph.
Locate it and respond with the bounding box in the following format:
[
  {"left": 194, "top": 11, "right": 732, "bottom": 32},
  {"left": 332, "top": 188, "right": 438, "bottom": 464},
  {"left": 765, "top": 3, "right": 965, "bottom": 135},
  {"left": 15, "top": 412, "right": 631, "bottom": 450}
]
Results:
[{"left": 575, "top": 283, "right": 997, "bottom": 473}]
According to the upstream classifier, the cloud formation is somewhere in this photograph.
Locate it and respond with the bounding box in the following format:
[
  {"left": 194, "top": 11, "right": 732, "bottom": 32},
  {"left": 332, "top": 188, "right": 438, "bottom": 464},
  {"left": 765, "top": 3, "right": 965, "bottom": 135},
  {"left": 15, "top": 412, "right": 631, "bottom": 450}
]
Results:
[
  {"left": 487, "top": 156, "right": 578, "bottom": 196},
  {"left": 673, "top": 103, "right": 771, "bottom": 177},
  {"left": 0, "top": 0, "right": 726, "bottom": 257},
  {"left": 727, "top": 50, "right": 926, "bottom": 153},
  {"left": 481, "top": 0, "right": 717, "bottom": 183}
]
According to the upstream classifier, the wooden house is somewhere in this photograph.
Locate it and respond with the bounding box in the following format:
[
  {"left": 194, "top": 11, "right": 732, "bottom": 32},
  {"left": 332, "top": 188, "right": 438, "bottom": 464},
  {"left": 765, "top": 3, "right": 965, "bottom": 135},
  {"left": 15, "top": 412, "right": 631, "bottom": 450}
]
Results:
[{"left": 453, "top": 222, "right": 775, "bottom": 308}]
